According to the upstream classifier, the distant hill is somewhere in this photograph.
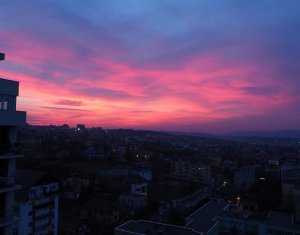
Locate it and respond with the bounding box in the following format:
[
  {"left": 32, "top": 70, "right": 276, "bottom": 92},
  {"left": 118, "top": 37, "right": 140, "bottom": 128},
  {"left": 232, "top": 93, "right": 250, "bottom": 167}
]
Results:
[
  {"left": 166, "top": 131, "right": 216, "bottom": 138},
  {"left": 225, "top": 130, "right": 300, "bottom": 139}
]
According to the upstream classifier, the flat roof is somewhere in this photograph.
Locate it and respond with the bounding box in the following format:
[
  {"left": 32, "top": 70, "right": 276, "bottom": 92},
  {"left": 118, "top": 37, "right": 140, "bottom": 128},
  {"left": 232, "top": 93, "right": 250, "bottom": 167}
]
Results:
[
  {"left": 267, "top": 211, "right": 295, "bottom": 227},
  {"left": 115, "top": 220, "right": 203, "bottom": 235},
  {"left": 185, "top": 201, "right": 227, "bottom": 233},
  {"left": 0, "top": 78, "right": 19, "bottom": 96}
]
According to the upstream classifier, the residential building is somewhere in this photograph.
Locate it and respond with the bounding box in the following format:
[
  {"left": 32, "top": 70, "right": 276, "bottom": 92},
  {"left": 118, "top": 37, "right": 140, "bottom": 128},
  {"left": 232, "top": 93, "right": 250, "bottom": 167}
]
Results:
[
  {"left": 294, "top": 183, "right": 300, "bottom": 223},
  {"left": 170, "top": 185, "right": 210, "bottom": 211},
  {"left": 119, "top": 177, "right": 147, "bottom": 209},
  {"left": 282, "top": 178, "right": 296, "bottom": 211},
  {"left": 131, "top": 181, "right": 147, "bottom": 196},
  {"left": 218, "top": 210, "right": 300, "bottom": 235},
  {"left": 171, "top": 160, "right": 211, "bottom": 183},
  {"left": 119, "top": 193, "right": 147, "bottom": 209},
  {"left": 99, "top": 168, "right": 152, "bottom": 182},
  {"left": 233, "top": 165, "right": 255, "bottom": 190},
  {"left": 0, "top": 54, "right": 26, "bottom": 235},
  {"left": 83, "top": 147, "right": 105, "bottom": 160},
  {"left": 185, "top": 198, "right": 300, "bottom": 235},
  {"left": 265, "top": 160, "right": 281, "bottom": 177},
  {"left": 62, "top": 173, "right": 90, "bottom": 200},
  {"left": 14, "top": 170, "right": 59, "bottom": 235},
  {"left": 281, "top": 168, "right": 300, "bottom": 212}
]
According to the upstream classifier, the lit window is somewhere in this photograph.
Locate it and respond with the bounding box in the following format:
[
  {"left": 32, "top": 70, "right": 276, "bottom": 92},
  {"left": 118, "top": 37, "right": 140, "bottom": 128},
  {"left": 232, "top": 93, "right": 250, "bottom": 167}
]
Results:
[{"left": 0, "top": 99, "right": 8, "bottom": 110}]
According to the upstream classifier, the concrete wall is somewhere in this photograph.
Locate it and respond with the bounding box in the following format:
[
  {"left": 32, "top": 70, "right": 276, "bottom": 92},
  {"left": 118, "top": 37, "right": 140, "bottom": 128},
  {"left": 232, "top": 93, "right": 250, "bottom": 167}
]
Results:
[
  {"left": 0, "top": 79, "right": 19, "bottom": 96},
  {"left": 17, "top": 203, "right": 32, "bottom": 235}
]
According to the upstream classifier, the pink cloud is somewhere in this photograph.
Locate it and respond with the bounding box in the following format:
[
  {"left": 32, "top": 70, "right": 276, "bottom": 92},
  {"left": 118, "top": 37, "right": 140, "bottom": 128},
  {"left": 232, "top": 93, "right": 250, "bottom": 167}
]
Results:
[
  {"left": 0, "top": 28, "right": 298, "bottom": 133},
  {"left": 54, "top": 99, "right": 83, "bottom": 106}
]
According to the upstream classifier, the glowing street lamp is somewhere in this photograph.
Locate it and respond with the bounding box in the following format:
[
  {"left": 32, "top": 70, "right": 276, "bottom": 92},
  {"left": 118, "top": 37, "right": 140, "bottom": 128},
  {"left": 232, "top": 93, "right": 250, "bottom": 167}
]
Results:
[{"left": 236, "top": 196, "right": 241, "bottom": 206}]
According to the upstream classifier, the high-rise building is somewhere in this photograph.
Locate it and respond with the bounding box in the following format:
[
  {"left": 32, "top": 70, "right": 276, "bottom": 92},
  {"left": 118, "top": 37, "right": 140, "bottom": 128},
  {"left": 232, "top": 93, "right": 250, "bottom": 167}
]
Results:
[
  {"left": 0, "top": 53, "right": 26, "bottom": 235},
  {"left": 14, "top": 170, "right": 59, "bottom": 235}
]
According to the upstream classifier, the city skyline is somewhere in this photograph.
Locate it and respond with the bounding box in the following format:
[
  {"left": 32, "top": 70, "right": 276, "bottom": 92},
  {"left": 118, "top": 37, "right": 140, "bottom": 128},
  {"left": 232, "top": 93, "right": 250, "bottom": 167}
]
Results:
[{"left": 1, "top": 0, "right": 300, "bottom": 133}]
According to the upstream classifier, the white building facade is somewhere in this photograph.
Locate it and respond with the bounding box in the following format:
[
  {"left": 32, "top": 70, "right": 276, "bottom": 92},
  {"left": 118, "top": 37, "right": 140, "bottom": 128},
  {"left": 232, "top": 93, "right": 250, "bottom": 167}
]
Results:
[{"left": 16, "top": 182, "right": 59, "bottom": 235}]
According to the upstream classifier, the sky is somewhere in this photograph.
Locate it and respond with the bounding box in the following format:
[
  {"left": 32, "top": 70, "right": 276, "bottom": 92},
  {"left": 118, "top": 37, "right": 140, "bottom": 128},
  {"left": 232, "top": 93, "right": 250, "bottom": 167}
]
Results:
[{"left": 0, "top": 0, "right": 300, "bottom": 133}]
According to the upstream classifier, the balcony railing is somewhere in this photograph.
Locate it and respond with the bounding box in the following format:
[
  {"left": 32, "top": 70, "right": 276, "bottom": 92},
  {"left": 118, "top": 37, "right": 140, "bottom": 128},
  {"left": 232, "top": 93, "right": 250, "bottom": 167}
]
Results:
[
  {"left": 0, "top": 151, "right": 23, "bottom": 159},
  {"left": 0, "top": 110, "right": 26, "bottom": 126},
  {"left": 33, "top": 200, "right": 55, "bottom": 209}
]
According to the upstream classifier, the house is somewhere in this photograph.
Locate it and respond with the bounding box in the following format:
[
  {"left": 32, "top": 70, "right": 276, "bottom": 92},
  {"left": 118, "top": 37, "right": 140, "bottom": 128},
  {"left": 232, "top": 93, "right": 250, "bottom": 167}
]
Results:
[
  {"left": 119, "top": 176, "right": 148, "bottom": 209},
  {"left": 62, "top": 172, "right": 90, "bottom": 200},
  {"left": 83, "top": 147, "right": 106, "bottom": 160},
  {"left": 119, "top": 193, "right": 147, "bottom": 209}
]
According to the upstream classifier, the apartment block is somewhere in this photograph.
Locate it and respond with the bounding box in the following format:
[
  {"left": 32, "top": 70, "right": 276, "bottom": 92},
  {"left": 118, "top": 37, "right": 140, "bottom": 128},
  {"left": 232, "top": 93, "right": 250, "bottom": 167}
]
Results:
[{"left": 0, "top": 53, "right": 26, "bottom": 235}]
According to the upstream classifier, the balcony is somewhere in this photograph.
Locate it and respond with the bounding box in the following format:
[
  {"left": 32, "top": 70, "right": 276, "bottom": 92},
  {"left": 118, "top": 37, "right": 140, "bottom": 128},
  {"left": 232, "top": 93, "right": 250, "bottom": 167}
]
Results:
[
  {"left": 34, "top": 218, "right": 51, "bottom": 230},
  {"left": 44, "top": 190, "right": 59, "bottom": 196},
  {"left": 34, "top": 207, "right": 50, "bottom": 218},
  {"left": 0, "top": 176, "right": 22, "bottom": 193},
  {"left": 34, "top": 212, "right": 51, "bottom": 221},
  {"left": 33, "top": 198, "right": 55, "bottom": 209},
  {"left": 0, "top": 110, "right": 26, "bottom": 126},
  {"left": 33, "top": 223, "right": 54, "bottom": 234}
]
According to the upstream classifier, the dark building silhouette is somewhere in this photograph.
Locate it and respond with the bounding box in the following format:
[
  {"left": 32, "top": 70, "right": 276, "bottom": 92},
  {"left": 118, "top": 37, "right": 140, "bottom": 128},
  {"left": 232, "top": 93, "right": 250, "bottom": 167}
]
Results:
[{"left": 0, "top": 53, "right": 26, "bottom": 235}]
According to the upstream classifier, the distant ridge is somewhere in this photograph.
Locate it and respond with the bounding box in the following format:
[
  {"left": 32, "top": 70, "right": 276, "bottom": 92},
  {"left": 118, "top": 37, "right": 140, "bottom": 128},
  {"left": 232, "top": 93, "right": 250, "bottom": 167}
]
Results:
[
  {"left": 225, "top": 130, "right": 300, "bottom": 138},
  {"left": 166, "top": 131, "right": 216, "bottom": 138}
]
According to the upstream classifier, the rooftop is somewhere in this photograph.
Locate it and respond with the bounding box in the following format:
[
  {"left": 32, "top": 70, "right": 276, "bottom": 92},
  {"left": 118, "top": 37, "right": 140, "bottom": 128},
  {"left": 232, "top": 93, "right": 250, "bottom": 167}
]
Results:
[
  {"left": 264, "top": 211, "right": 300, "bottom": 231},
  {"left": 266, "top": 211, "right": 297, "bottom": 227},
  {"left": 115, "top": 220, "right": 203, "bottom": 235},
  {"left": 185, "top": 200, "right": 227, "bottom": 233}
]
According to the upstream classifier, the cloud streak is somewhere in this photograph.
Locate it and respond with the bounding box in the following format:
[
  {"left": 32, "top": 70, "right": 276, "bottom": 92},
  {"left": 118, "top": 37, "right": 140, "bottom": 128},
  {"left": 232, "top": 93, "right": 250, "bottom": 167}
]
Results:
[{"left": 54, "top": 100, "right": 83, "bottom": 106}]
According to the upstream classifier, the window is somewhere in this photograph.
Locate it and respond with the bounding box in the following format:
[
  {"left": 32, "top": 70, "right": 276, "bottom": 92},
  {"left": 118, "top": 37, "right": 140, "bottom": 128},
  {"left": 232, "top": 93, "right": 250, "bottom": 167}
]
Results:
[
  {"left": 51, "top": 185, "right": 57, "bottom": 191},
  {"left": 0, "top": 99, "right": 8, "bottom": 110}
]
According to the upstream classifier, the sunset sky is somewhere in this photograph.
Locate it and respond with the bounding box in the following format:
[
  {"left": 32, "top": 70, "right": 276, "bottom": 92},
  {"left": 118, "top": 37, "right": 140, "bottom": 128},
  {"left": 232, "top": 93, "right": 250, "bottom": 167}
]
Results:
[{"left": 1, "top": 0, "right": 300, "bottom": 133}]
